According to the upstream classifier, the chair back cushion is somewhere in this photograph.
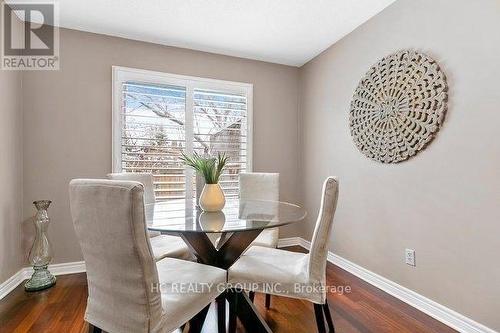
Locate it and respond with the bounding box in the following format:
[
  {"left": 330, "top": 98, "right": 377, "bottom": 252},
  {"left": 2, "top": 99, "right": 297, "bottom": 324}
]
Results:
[
  {"left": 239, "top": 172, "right": 279, "bottom": 201},
  {"left": 307, "top": 177, "right": 339, "bottom": 302},
  {"left": 107, "top": 172, "right": 156, "bottom": 205},
  {"left": 69, "top": 179, "right": 162, "bottom": 333}
]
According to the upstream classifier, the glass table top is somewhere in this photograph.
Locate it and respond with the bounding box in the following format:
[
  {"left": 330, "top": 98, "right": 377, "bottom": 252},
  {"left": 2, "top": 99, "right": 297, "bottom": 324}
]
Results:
[{"left": 145, "top": 198, "right": 306, "bottom": 233}]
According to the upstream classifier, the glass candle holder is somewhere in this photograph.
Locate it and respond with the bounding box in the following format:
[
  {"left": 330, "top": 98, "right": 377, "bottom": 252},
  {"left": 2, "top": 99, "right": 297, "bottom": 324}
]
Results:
[{"left": 25, "top": 200, "right": 56, "bottom": 291}]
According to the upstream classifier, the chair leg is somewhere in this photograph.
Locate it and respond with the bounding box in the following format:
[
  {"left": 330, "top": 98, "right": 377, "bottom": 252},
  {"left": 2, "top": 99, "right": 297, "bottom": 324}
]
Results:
[
  {"left": 216, "top": 295, "right": 226, "bottom": 333},
  {"left": 313, "top": 303, "right": 326, "bottom": 333},
  {"left": 88, "top": 323, "right": 102, "bottom": 333},
  {"left": 228, "top": 292, "right": 238, "bottom": 333},
  {"left": 188, "top": 304, "right": 210, "bottom": 333},
  {"left": 323, "top": 300, "right": 335, "bottom": 332},
  {"left": 249, "top": 291, "right": 255, "bottom": 302},
  {"left": 265, "top": 294, "right": 271, "bottom": 309}
]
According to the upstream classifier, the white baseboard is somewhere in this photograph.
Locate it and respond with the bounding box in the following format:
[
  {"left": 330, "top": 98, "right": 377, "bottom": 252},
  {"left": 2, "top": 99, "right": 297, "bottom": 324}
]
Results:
[
  {"left": 0, "top": 269, "right": 27, "bottom": 301},
  {"left": 0, "top": 261, "right": 86, "bottom": 300},
  {"left": 277, "top": 237, "right": 497, "bottom": 333},
  {"left": 276, "top": 237, "right": 304, "bottom": 248}
]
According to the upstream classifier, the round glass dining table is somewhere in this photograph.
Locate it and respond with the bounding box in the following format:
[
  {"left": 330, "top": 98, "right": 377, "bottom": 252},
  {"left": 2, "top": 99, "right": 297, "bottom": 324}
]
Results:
[
  {"left": 145, "top": 198, "right": 306, "bottom": 333},
  {"left": 146, "top": 198, "right": 306, "bottom": 233}
]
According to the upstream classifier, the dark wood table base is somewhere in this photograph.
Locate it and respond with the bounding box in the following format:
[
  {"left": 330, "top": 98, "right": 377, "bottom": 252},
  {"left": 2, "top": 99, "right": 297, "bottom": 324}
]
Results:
[
  {"left": 227, "top": 289, "right": 272, "bottom": 333},
  {"left": 180, "top": 229, "right": 261, "bottom": 269},
  {"left": 178, "top": 229, "right": 272, "bottom": 332}
]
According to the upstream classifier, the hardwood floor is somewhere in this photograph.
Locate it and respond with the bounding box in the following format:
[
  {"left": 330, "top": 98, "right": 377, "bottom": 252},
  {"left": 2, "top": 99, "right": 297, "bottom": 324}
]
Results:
[{"left": 0, "top": 246, "right": 456, "bottom": 333}]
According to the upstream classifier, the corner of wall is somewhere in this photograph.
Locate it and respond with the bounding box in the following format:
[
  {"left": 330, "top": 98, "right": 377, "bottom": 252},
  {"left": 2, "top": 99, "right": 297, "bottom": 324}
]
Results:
[{"left": 0, "top": 10, "right": 26, "bottom": 285}]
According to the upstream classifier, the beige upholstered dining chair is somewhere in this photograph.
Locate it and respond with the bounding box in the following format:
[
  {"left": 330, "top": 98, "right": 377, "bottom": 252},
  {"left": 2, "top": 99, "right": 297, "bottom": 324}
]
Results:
[
  {"left": 229, "top": 176, "right": 339, "bottom": 333},
  {"left": 239, "top": 172, "right": 279, "bottom": 308},
  {"left": 107, "top": 172, "right": 192, "bottom": 261},
  {"left": 69, "top": 179, "right": 226, "bottom": 333},
  {"left": 239, "top": 172, "right": 280, "bottom": 248},
  {"left": 209, "top": 172, "right": 280, "bottom": 248}
]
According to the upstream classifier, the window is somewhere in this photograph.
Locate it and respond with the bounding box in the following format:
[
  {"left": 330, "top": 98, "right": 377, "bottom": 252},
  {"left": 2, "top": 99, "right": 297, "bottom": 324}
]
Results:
[{"left": 112, "top": 66, "right": 253, "bottom": 201}]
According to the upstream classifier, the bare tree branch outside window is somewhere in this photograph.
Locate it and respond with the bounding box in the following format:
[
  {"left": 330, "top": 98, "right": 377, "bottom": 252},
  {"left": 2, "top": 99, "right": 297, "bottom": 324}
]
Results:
[{"left": 121, "top": 82, "right": 247, "bottom": 201}]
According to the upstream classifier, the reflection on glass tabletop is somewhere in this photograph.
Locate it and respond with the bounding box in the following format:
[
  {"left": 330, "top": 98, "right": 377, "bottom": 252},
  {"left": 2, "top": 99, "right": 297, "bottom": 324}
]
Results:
[{"left": 145, "top": 198, "right": 307, "bottom": 233}]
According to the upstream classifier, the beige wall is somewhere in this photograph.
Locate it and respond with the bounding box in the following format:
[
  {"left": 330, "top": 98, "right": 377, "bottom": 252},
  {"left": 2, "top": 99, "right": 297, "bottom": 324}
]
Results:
[
  {"left": 0, "top": 13, "right": 23, "bottom": 285},
  {"left": 299, "top": 0, "right": 500, "bottom": 330},
  {"left": 0, "top": 69, "right": 23, "bottom": 284},
  {"left": 22, "top": 28, "right": 300, "bottom": 264}
]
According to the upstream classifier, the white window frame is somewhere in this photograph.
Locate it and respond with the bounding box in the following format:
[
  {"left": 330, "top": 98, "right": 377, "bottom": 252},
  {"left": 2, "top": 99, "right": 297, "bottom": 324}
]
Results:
[{"left": 112, "top": 66, "right": 253, "bottom": 196}]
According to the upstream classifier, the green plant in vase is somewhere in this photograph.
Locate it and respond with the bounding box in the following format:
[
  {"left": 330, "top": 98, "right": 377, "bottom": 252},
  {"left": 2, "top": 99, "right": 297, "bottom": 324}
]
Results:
[{"left": 181, "top": 152, "right": 228, "bottom": 211}]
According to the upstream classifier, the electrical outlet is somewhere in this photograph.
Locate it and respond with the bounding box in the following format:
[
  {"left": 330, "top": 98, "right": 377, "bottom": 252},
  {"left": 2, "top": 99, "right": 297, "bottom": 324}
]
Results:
[{"left": 405, "top": 249, "right": 416, "bottom": 267}]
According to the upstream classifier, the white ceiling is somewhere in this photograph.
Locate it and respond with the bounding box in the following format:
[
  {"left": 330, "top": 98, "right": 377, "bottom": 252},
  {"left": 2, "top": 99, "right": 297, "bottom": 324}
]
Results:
[{"left": 14, "top": 0, "right": 396, "bottom": 66}]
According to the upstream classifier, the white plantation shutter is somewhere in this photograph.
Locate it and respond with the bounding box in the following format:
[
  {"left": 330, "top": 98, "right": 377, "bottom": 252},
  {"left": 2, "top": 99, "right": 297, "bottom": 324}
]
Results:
[
  {"left": 193, "top": 89, "right": 248, "bottom": 198},
  {"left": 113, "top": 67, "right": 253, "bottom": 202},
  {"left": 121, "top": 82, "right": 187, "bottom": 200}
]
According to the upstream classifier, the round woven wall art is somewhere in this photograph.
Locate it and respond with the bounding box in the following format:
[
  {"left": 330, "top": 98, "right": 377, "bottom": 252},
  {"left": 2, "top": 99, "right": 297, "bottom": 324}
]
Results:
[{"left": 349, "top": 50, "right": 448, "bottom": 163}]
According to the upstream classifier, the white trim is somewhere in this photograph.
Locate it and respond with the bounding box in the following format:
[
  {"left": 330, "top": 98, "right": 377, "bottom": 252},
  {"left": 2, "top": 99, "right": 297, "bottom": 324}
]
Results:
[
  {"left": 245, "top": 87, "right": 254, "bottom": 171},
  {"left": 0, "top": 269, "right": 26, "bottom": 300},
  {"left": 277, "top": 236, "right": 304, "bottom": 248},
  {"left": 184, "top": 84, "right": 195, "bottom": 199},
  {"left": 328, "top": 253, "right": 496, "bottom": 333},
  {"left": 111, "top": 66, "right": 122, "bottom": 172},
  {"left": 277, "top": 237, "right": 497, "bottom": 333},
  {"left": 24, "top": 261, "right": 87, "bottom": 277},
  {"left": 0, "top": 261, "right": 86, "bottom": 300}
]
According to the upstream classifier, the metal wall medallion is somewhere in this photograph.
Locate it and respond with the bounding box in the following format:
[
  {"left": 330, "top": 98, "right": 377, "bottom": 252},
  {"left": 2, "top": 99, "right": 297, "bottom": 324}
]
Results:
[{"left": 349, "top": 50, "right": 448, "bottom": 163}]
